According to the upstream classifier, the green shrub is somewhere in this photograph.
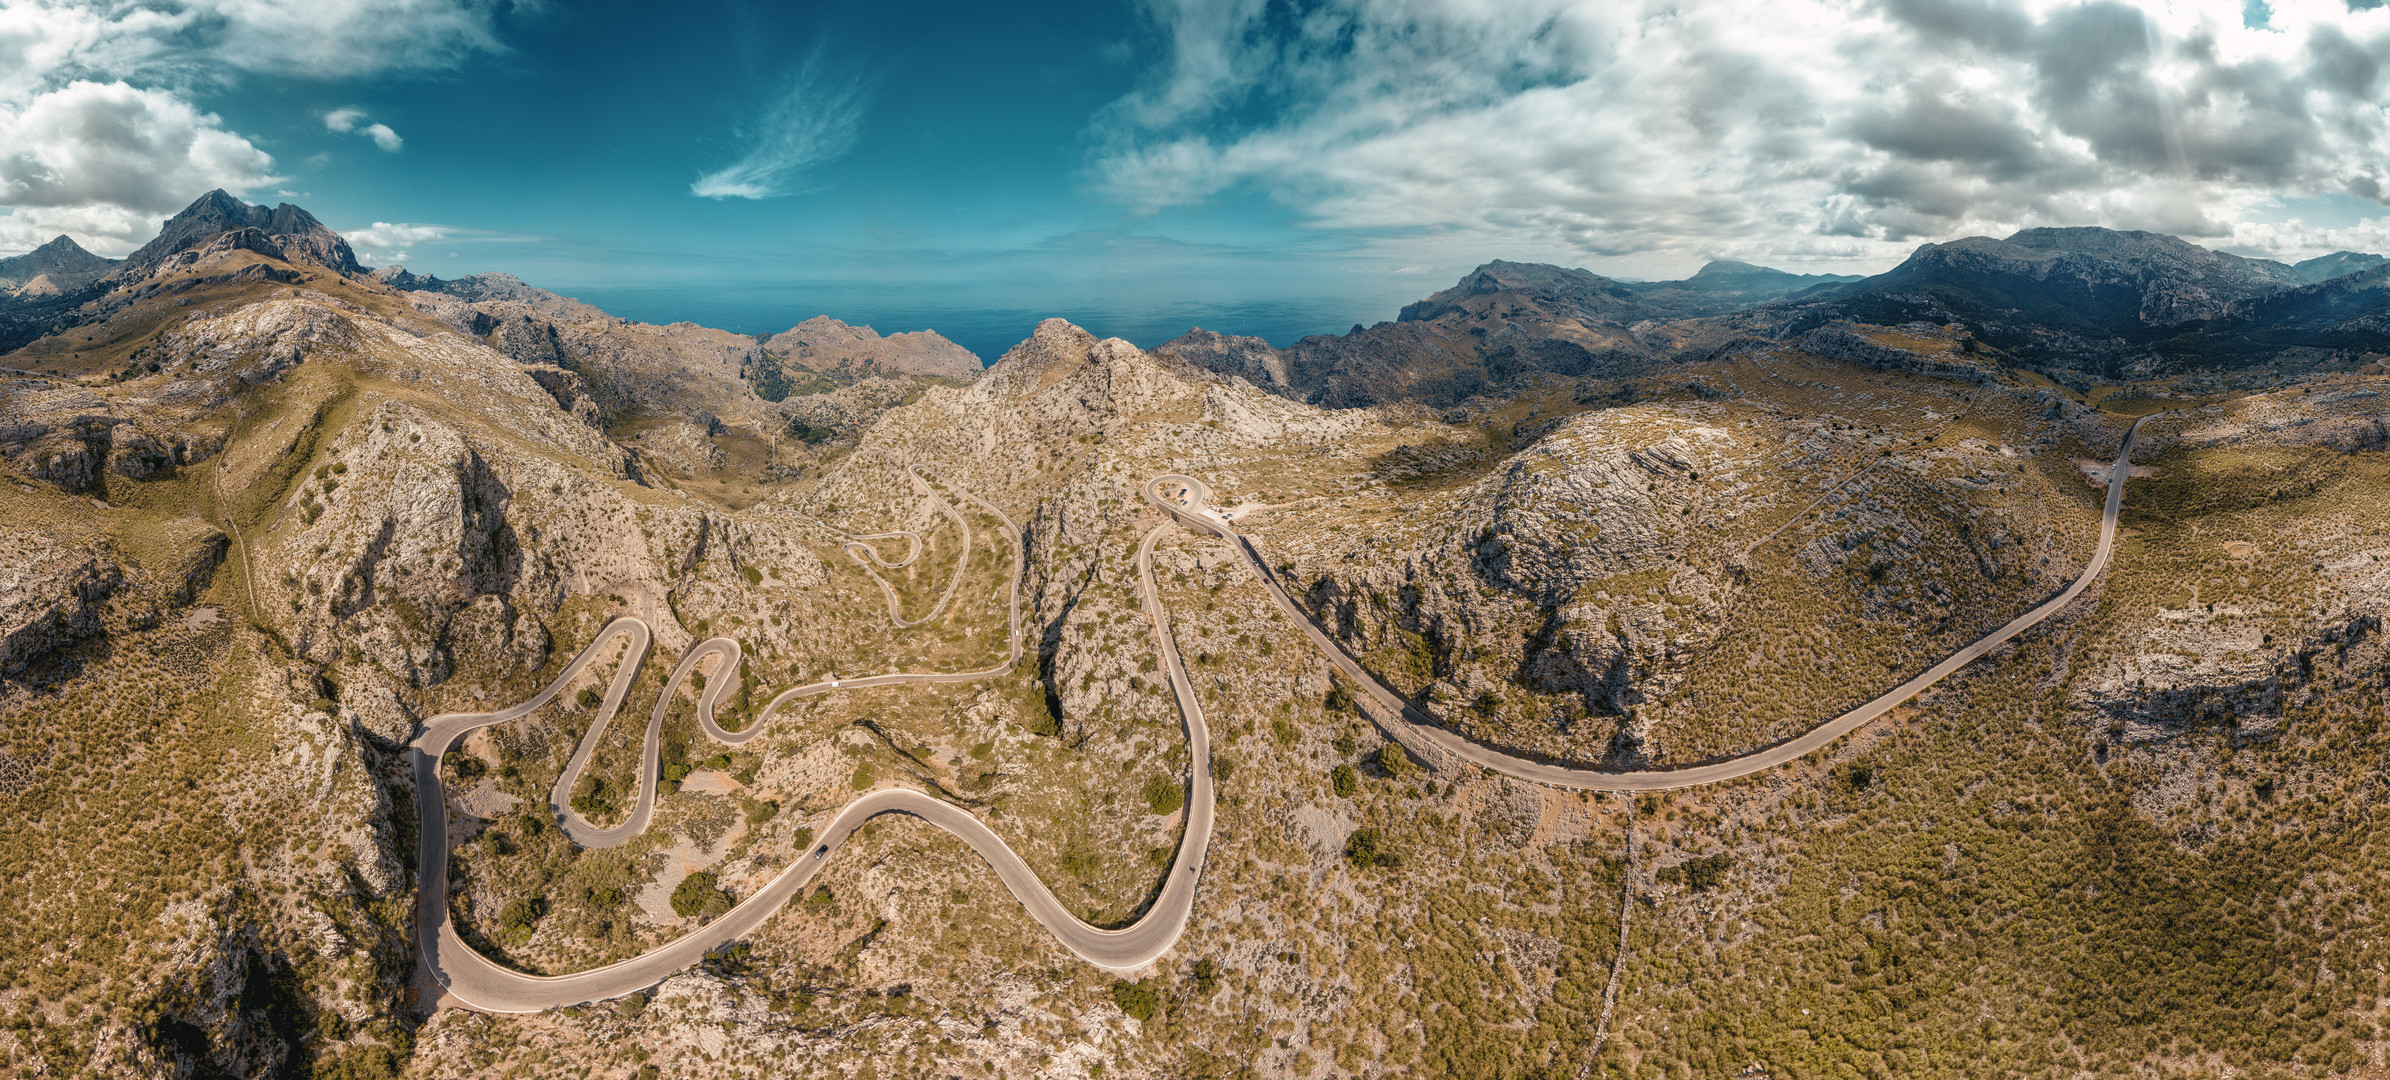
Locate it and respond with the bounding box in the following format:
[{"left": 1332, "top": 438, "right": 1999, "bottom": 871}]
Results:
[
  {"left": 744, "top": 798, "right": 779, "bottom": 826},
  {"left": 671, "top": 872, "right": 732, "bottom": 919},
  {"left": 1346, "top": 827, "right": 1394, "bottom": 868},
  {"left": 314, "top": 1045, "right": 399, "bottom": 1080},
  {"left": 1190, "top": 957, "right": 1220, "bottom": 994},
  {"left": 804, "top": 885, "right": 833, "bottom": 911},
  {"left": 1330, "top": 764, "right": 1358, "bottom": 798},
  {"left": 577, "top": 688, "right": 601, "bottom": 710},
  {"left": 570, "top": 775, "right": 610, "bottom": 817},
  {"left": 851, "top": 762, "right": 877, "bottom": 790},
  {"left": 1110, "top": 979, "right": 1159, "bottom": 1022},
  {"left": 586, "top": 885, "right": 624, "bottom": 908},
  {"left": 1376, "top": 743, "right": 1413, "bottom": 777},
  {"left": 1325, "top": 684, "right": 1357, "bottom": 713},
  {"left": 791, "top": 826, "right": 815, "bottom": 849},
  {"left": 1143, "top": 775, "right": 1185, "bottom": 815},
  {"left": 1271, "top": 717, "right": 1300, "bottom": 746},
  {"left": 970, "top": 741, "right": 993, "bottom": 760},
  {"left": 498, "top": 895, "right": 547, "bottom": 938},
  {"left": 1657, "top": 853, "right": 1733, "bottom": 892}
]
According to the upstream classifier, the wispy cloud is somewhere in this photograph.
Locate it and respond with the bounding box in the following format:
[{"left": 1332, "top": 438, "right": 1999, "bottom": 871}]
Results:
[
  {"left": 340, "top": 220, "right": 535, "bottom": 265},
  {"left": 325, "top": 107, "right": 403, "bottom": 151},
  {"left": 691, "top": 49, "right": 870, "bottom": 200}
]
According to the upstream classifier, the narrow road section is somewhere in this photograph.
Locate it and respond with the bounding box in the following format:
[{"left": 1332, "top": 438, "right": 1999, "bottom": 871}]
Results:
[
  {"left": 412, "top": 472, "right": 1214, "bottom": 1013},
  {"left": 1145, "top": 413, "right": 2158, "bottom": 790}
]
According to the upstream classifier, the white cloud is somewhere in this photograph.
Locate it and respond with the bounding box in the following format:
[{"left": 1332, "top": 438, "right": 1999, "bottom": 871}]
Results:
[
  {"left": 0, "top": 80, "right": 279, "bottom": 253},
  {"left": 691, "top": 49, "right": 870, "bottom": 200},
  {"left": 344, "top": 220, "right": 447, "bottom": 264},
  {"left": 325, "top": 108, "right": 403, "bottom": 151},
  {"left": 1096, "top": 0, "right": 2390, "bottom": 274},
  {"left": 0, "top": 1, "right": 501, "bottom": 255}
]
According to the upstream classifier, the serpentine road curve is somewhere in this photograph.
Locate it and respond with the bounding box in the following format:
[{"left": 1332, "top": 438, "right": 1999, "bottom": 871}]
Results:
[
  {"left": 414, "top": 473, "right": 1214, "bottom": 1012},
  {"left": 413, "top": 417, "right": 2150, "bottom": 1012},
  {"left": 1145, "top": 413, "right": 2161, "bottom": 790}
]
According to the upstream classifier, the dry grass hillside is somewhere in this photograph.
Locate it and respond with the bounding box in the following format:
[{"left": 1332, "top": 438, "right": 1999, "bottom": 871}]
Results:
[{"left": 6, "top": 215, "right": 2390, "bottom": 1080}]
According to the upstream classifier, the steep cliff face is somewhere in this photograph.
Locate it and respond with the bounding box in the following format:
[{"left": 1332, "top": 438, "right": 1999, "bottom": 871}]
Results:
[{"left": 123, "top": 190, "right": 366, "bottom": 278}]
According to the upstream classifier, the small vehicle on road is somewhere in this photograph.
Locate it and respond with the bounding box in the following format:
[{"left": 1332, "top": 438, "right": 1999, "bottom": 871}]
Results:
[{"left": 813, "top": 845, "right": 828, "bottom": 860}]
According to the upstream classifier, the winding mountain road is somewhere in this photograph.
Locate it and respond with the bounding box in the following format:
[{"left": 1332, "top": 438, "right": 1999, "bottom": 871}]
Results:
[
  {"left": 413, "top": 473, "right": 1212, "bottom": 1012},
  {"left": 414, "top": 415, "right": 2152, "bottom": 1013},
  {"left": 1144, "top": 413, "right": 2159, "bottom": 790}
]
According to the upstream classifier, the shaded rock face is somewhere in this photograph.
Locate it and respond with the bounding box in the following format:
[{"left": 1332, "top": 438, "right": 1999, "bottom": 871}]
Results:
[
  {"left": 1154, "top": 328, "right": 1287, "bottom": 389},
  {"left": 124, "top": 190, "right": 364, "bottom": 278},
  {"left": 0, "top": 529, "right": 123, "bottom": 676},
  {"left": 1840, "top": 227, "right": 2304, "bottom": 333},
  {"left": 763, "top": 316, "right": 981, "bottom": 381},
  {"left": 1796, "top": 321, "right": 2000, "bottom": 385}
]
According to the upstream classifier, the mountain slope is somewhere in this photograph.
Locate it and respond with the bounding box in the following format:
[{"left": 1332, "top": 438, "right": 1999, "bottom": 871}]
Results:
[
  {"left": 122, "top": 189, "right": 365, "bottom": 278},
  {"left": 0, "top": 235, "right": 120, "bottom": 297},
  {"left": 1776, "top": 227, "right": 2390, "bottom": 370},
  {"left": 760, "top": 315, "right": 981, "bottom": 385}
]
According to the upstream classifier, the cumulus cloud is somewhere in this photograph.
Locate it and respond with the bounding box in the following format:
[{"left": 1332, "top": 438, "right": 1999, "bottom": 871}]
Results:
[
  {"left": 0, "top": 0, "right": 504, "bottom": 254},
  {"left": 0, "top": 80, "right": 279, "bottom": 250},
  {"left": 691, "top": 50, "right": 871, "bottom": 200},
  {"left": 1095, "top": 0, "right": 2390, "bottom": 272},
  {"left": 325, "top": 107, "right": 403, "bottom": 151},
  {"left": 344, "top": 221, "right": 447, "bottom": 263}
]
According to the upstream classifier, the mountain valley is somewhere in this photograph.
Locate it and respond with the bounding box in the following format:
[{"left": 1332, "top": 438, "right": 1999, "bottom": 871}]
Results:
[{"left": 4, "top": 192, "right": 2390, "bottom": 1080}]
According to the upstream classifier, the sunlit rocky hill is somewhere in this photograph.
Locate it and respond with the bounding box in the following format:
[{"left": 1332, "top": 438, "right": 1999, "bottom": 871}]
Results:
[{"left": 4, "top": 192, "right": 2389, "bottom": 1080}]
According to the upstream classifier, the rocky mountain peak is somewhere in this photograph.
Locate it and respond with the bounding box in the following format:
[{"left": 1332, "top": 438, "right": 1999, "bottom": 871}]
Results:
[
  {"left": 2289, "top": 250, "right": 2389, "bottom": 284},
  {"left": 1398, "top": 260, "right": 1639, "bottom": 323},
  {"left": 762, "top": 315, "right": 980, "bottom": 380},
  {"left": 0, "top": 234, "right": 120, "bottom": 296},
  {"left": 1154, "top": 327, "right": 1288, "bottom": 389},
  {"left": 122, "top": 189, "right": 364, "bottom": 278}
]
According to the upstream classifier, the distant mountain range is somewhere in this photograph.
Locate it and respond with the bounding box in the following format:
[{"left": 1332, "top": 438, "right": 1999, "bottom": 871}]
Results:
[
  {"left": 6, "top": 191, "right": 2386, "bottom": 406},
  {"left": 1156, "top": 231, "right": 2390, "bottom": 406},
  {"left": 0, "top": 192, "right": 984, "bottom": 386}
]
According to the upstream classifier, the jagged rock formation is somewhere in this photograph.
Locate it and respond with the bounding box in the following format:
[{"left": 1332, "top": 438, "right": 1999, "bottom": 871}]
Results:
[
  {"left": 1795, "top": 321, "right": 2001, "bottom": 385},
  {"left": 123, "top": 190, "right": 365, "bottom": 278},
  {"left": 1154, "top": 327, "right": 1289, "bottom": 389}
]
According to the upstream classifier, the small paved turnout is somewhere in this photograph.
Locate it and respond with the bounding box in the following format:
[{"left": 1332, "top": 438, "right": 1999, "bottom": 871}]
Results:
[{"left": 415, "top": 417, "right": 2152, "bottom": 1013}]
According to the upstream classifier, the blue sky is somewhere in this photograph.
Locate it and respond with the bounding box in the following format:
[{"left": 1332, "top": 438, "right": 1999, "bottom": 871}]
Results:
[{"left": 6, "top": 0, "right": 2390, "bottom": 360}]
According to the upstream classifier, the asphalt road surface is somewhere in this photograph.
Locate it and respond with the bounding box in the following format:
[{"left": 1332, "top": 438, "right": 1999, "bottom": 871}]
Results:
[
  {"left": 1144, "top": 412, "right": 2159, "bottom": 791},
  {"left": 413, "top": 471, "right": 1211, "bottom": 1013},
  {"left": 414, "top": 413, "right": 2149, "bottom": 1012}
]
